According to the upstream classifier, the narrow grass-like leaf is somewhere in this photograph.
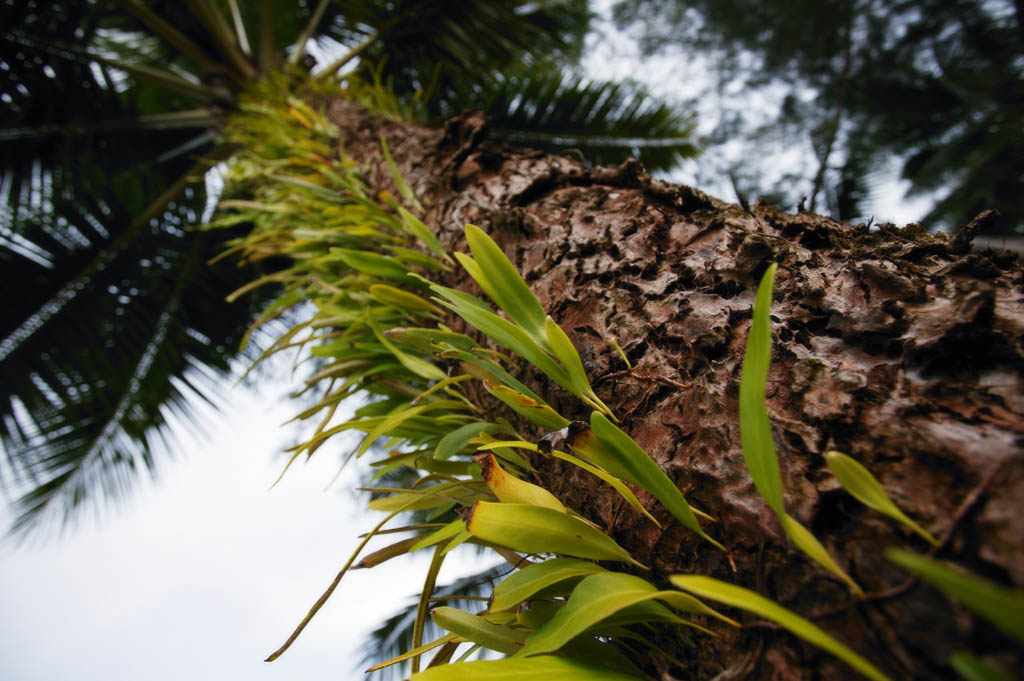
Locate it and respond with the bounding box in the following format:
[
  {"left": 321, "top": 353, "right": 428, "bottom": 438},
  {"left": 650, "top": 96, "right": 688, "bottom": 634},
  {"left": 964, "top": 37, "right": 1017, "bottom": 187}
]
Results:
[
  {"left": 387, "top": 326, "right": 477, "bottom": 352},
  {"left": 780, "top": 513, "right": 863, "bottom": 597},
  {"left": 353, "top": 535, "right": 422, "bottom": 569},
  {"left": 485, "top": 382, "right": 570, "bottom": 431},
  {"left": 431, "top": 607, "right": 528, "bottom": 654},
  {"left": 545, "top": 317, "right": 613, "bottom": 417},
  {"left": 949, "top": 653, "right": 1012, "bottom": 681},
  {"left": 465, "top": 502, "right": 646, "bottom": 569},
  {"left": 517, "top": 571, "right": 735, "bottom": 657},
  {"left": 369, "top": 284, "right": 443, "bottom": 318},
  {"left": 366, "top": 633, "right": 461, "bottom": 673},
  {"left": 739, "top": 263, "right": 784, "bottom": 515},
  {"left": 670, "top": 575, "right": 892, "bottom": 681},
  {"left": 331, "top": 247, "right": 415, "bottom": 282},
  {"left": 548, "top": 449, "right": 661, "bottom": 527},
  {"left": 409, "top": 519, "right": 467, "bottom": 553},
  {"left": 381, "top": 137, "right": 424, "bottom": 213},
  {"left": 490, "top": 558, "right": 607, "bottom": 612},
  {"left": 825, "top": 451, "right": 938, "bottom": 546},
  {"left": 368, "top": 313, "right": 447, "bottom": 381},
  {"left": 409, "top": 655, "right": 648, "bottom": 681},
  {"left": 476, "top": 453, "right": 566, "bottom": 512},
  {"left": 590, "top": 412, "right": 723, "bottom": 550},
  {"left": 412, "top": 546, "right": 446, "bottom": 673},
  {"left": 886, "top": 549, "right": 1024, "bottom": 643},
  {"left": 464, "top": 223, "right": 548, "bottom": 347}
]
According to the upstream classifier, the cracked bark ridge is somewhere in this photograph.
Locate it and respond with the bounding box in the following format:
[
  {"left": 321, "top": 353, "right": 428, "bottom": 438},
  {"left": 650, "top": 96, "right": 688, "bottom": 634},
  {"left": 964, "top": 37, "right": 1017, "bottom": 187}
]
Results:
[{"left": 325, "top": 100, "right": 1024, "bottom": 681}]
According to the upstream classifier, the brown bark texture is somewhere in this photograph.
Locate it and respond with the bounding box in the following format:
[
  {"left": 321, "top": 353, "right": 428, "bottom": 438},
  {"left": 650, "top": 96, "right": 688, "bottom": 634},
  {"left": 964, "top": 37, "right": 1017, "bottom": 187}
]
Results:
[{"left": 326, "top": 99, "right": 1024, "bottom": 681}]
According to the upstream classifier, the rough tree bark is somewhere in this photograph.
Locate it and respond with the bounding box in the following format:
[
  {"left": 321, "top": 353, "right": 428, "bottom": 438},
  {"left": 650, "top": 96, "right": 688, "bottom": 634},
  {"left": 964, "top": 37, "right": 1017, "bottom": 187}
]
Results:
[{"left": 325, "top": 99, "right": 1024, "bottom": 681}]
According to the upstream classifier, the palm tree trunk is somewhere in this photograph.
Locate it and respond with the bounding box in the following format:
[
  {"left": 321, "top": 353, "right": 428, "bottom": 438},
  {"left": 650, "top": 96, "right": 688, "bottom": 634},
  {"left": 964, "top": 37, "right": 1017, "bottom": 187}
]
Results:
[{"left": 325, "top": 99, "right": 1024, "bottom": 680}]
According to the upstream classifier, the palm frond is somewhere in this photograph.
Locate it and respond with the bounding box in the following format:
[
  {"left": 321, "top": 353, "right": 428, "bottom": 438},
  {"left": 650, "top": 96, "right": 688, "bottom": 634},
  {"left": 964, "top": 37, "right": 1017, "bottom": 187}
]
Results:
[{"left": 436, "top": 63, "right": 699, "bottom": 172}]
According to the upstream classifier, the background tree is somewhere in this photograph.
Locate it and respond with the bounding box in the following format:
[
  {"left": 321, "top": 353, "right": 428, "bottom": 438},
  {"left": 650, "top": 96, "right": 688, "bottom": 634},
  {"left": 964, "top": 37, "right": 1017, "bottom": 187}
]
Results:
[{"left": 612, "top": 0, "right": 1024, "bottom": 233}]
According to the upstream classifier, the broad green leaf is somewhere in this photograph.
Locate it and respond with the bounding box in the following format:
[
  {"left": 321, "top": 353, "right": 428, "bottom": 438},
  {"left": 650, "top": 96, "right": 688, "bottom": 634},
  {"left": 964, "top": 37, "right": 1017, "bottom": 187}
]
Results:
[
  {"left": 465, "top": 501, "right": 646, "bottom": 569},
  {"left": 739, "top": 263, "right": 784, "bottom": 515},
  {"left": 670, "top": 575, "right": 893, "bottom": 681},
  {"left": 381, "top": 137, "right": 424, "bottom": 213},
  {"left": 485, "top": 382, "right": 570, "bottom": 431},
  {"left": 517, "top": 572, "right": 735, "bottom": 657},
  {"left": 398, "top": 205, "right": 453, "bottom": 263},
  {"left": 464, "top": 223, "right": 548, "bottom": 347},
  {"left": 369, "top": 284, "right": 443, "bottom": 318},
  {"left": 436, "top": 422, "right": 504, "bottom": 460},
  {"left": 491, "top": 558, "right": 607, "bottom": 612},
  {"left": 779, "top": 513, "right": 863, "bottom": 597},
  {"left": 590, "top": 412, "right": 723, "bottom": 551},
  {"left": 431, "top": 607, "right": 528, "bottom": 655},
  {"left": 825, "top": 451, "right": 938, "bottom": 546},
  {"left": 476, "top": 453, "right": 566, "bottom": 512},
  {"left": 409, "top": 655, "right": 647, "bottom": 681},
  {"left": 886, "top": 549, "right": 1024, "bottom": 643},
  {"left": 949, "top": 653, "right": 1012, "bottom": 681}
]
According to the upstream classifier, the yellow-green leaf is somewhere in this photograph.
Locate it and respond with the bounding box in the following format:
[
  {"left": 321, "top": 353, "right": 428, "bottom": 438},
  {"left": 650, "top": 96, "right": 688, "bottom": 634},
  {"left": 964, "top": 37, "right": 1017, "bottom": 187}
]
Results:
[
  {"left": 380, "top": 137, "right": 423, "bottom": 212},
  {"left": 409, "top": 655, "right": 647, "bottom": 681},
  {"left": 431, "top": 607, "right": 527, "bottom": 655},
  {"left": 465, "top": 501, "right": 645, "bottom": 569},
  {"left": 590, "top": 412, "right": 723, "bottom": 550},
  {"left": 366, "top": 633, "right": 460, "bottom": 673},
  {"left": 949, "top": 653, "right": 1012, "bottom": 681},
  {"left": 670, "top": 575, "right": 892, "bottom": 681},
  {"left": 490, "top": 558, "right": 607, "bottom": 612},
  {"left": 825, "top": 451, "right": 938, "bottom": 546},
  {"left": 436, "top": 422, "right": 504, "bottom": 460},
  {"left": 545, "top": 316, "right": 613, "bottom": 417},
  {"left": 464, "top": 223, "right": 548, "bottom": 348},
  {"left": 476, "top": 453, "right": 566, "bottom": 512},
  {"left": 517, "top": 572, "right": 734, "bottom": 657},
  {"left": 369, "top": 284, "right": 442, "bottom": 318},
  {"left": 886, "top": 549, "right": 1024, "bottom": 643},
  {"left": 739, "top": 263, "right": 784, "bottom": 515},
  {"left": 330, "top": 247, "right": 414, "bottom": 283},
  {"left": 398, "top": 205, "right": 452, "bottom": 263},
  {"left": 779, "top": 513, "right": 863, "bottom": 597},
  {"left": 485, "top": 381, "right": 570, "bottom": 431}
]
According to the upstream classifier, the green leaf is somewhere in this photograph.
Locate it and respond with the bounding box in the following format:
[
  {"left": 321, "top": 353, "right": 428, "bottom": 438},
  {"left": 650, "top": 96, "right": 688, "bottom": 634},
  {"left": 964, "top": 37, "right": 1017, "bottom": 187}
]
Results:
[
  {"left": 381, "top": 137, "right": 423, "bottom": 213},
  {"left": 463, "top": 223, "right": 549, "bottom": 348},
  {"left": 670, "top": 575, "right": 893, "bottom": 681},
  {"left": 517, "top": 571, "right": 734, "bottom": 657},
  {"left": 949, "top": 653, "right": 1012, "bottom": 681},
  {"left": 409, "top": 655, "right": 647, "bottom": 681},
  {"left": 824, "top": 451, "right": 938, "bottom": 546},
  {"left": 590, "top": 412, "right": 722, "bottom": 550},
  {"left": 544, "top": 316, "right": 612, "bottom": 416},
  {"left": 490, "top": 558, "right": 607, "bottom": 612},
  {"left": 431, "top": 607, "right": 527, "bottom": 655},
  {"left": 886, "top": 549, "right": 1024, "bottom": 643},
  {"left": 779, "top": 513, "right": 863, "bottom": 598},
  {"left": 366, "top": 633, "right": 461, "bottom": 673},
  {"left": 330, "top": 247, "right": 414, "bottom": 282},
  {"left": 465, "top": 501, "right": 645, "bottom": 569},
  {"left": 398, "top": 205, "right": 452, "bottom": 263},
  {"left": 436, "top": 422, "right": 504, "bottom": 460},
  {"left": 739, "top": 263, "right": 784, "bottom": 516},
  {"left": 369, "top": 284, "right": 443, "bottom": 318},
  {"left": 367, "top": 313, "right": 447, "bottom": 381},
  {"left": 485, "top": 381, "right": 570, "bottom": 431},
  {"left": 547, "top": 449, "right": 660, "bottom": 527}
]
